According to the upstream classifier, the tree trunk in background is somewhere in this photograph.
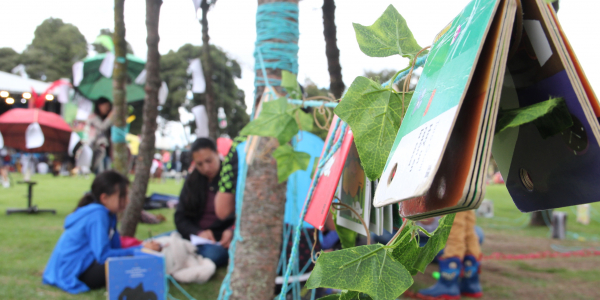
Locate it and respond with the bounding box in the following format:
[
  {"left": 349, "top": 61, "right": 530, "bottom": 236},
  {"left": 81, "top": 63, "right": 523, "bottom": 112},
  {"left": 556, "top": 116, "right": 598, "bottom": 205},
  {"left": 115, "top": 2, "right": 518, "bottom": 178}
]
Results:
[
  {"left": 120, "top": 0, "right": 163, "bottom": 237},
  {"left": 530, "top": 210, "right": 553, "bottom": 227},
  {"left": 112, "top": 0, "right": 129, "bottom": 176},
  {"left": 229, "top": 1, "right": 298, "bottom": 298},
  {"left": 200, "top": 0, "right": 218, "bottom": 140},
  {"left": 322, "top": 0, "right": 344, "bottom": 99}
]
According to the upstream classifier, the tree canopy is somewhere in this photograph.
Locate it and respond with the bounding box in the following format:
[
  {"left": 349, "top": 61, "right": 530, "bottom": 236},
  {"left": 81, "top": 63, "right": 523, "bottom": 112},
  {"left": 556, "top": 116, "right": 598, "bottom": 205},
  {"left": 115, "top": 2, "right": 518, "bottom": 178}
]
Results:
[
  {"left": 160, "top": 43, "right": 249, "bottom": 138},
  {"left": 21, "top": 18, "right": 88, "bottom": 81},
  {"left": 0, "top": 48, "right": 21, "bottom": 74}
]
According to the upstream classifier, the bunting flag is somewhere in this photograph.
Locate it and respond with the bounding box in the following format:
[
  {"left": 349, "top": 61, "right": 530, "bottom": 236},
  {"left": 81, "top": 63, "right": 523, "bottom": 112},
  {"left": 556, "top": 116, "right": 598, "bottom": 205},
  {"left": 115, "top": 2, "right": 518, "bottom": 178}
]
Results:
[
  {"left": 191, "top": 105, "right": 209, "bottom": 138},
  {"left": 187, "top": 58, "right": 206, "bottom": 93}
]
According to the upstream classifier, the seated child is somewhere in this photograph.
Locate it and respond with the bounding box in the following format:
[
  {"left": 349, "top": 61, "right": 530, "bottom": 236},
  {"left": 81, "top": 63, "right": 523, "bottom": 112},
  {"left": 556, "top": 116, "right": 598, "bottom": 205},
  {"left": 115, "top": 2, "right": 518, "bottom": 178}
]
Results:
[{"left": 42, "top": 170, "right": 161, "bottom": 294}]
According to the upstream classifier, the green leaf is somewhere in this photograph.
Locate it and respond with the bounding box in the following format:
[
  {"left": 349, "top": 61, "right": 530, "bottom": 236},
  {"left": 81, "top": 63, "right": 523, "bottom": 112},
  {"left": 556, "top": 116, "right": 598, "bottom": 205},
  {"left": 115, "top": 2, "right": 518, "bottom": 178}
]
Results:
[
  {"left": 295, "top": 108, "right": 315, "bottom": 132},
  {"left": 282, "top": 70, "right": 302, "bottom": 99},
  {"left": 390, "top": 226, "right": 420, "bottom": 276},
  {"left": 495, "top": 97, "right": 573, "bottom": 139},
  {"left": 352, "top": 5, "right": 422, "bottom": 58},
  {"left": 413, "top": 214, "right": 455, "bottom": 272},
  {"left": 334, "top": 76, "right": 413, "bottom": 180},
  {"left": 332, "top": 209, "right": 357, "bottom": 249},
  {"left": 240, "top": 97, "right": 298, "bottom": 145},
  {"left": 340, "top": 290, "right": 360, "bottom": 300},
  {"left": 317, "top": 295, "right": 341, "bottom": 300},
  {"left": 272, "top": 144, "right": 311, "bottom": 183},
  {"left": 306, "top": 244, "right": 413, "bottom": 300}
]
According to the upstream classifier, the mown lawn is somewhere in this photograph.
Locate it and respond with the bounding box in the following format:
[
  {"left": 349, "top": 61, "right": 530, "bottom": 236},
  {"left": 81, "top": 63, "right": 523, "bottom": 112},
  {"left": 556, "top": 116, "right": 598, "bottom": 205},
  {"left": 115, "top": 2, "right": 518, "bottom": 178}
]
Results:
[
  {"left": 0, "top": 173, "right": 226, "bottom": 300},
  {"left": 1, "top": 175, "right": 600, "bottom": 299}
]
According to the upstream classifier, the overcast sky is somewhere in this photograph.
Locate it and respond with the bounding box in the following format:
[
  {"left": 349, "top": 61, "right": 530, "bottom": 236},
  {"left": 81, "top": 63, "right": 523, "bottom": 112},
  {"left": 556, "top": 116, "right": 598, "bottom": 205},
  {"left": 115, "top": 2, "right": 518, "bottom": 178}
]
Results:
[{"left": 2, "top": 0, "right": 599, "bottom": 113}]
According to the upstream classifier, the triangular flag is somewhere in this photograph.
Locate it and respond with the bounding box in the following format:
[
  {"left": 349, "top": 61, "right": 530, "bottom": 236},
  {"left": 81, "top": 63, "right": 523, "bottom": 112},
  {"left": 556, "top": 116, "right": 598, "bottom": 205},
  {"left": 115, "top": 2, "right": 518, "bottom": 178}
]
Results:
[
  {"left": 191, "top": 105, "right": 209, "bottom": 138},
  {"left": 187, "top": 58, "right": 206, "bottom": 93},
  {"left": 0, "top": 130, "right": 4, "bottom": 149},
  {"left": 25, "top": 122, "right": 44, "bottom": 149},
  {"left": 72, "top": 61, "right": 84, "bottom": 86},
  {"left": 99, "top": 52, "right": 115, "bottom": 78},
  {"left": 135, "top": 69, "right": 147, "bottom": 85},
  {"left": 158, "top": 81, "right": 169, "bottom": 105},
  {"left": 68, "top": 132, "right": 81, "bottom": 156}
]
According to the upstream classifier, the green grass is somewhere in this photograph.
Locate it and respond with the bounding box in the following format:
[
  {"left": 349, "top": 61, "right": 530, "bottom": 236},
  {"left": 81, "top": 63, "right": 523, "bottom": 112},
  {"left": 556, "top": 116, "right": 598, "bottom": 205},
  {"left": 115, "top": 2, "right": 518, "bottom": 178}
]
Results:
[
  {"left": 479, "top": 184, "right": 600, "bottom": 241},
  {"left": 2, "top": 176, "right": 600, "bottom": 299},
  {"left": 0, "top": 173, "right": 225, "bottom": 299}
]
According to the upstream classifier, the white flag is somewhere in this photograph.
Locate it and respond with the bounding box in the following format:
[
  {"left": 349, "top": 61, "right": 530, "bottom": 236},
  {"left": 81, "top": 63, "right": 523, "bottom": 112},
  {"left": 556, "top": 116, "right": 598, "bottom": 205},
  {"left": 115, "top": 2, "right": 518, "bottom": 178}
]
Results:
[
  {"left": 72, "top": 61, "right": 84, "bottom": 87},
  {"left": 0, "top": 130, "right": 4, "bottom": 149},
  {"left": 68, "top": 132, "right": 81, "bottom": 156},
  {"left": 187, "top": 58, "right": 206, "bottom": 93},
  {"left": 99, "top": 52, "right": 115, "bottom": 78},
  {"left": 25, "top": 122, "right": 45, "bottom": 149},
  {"left": 135, "top": 69, "right": 147, "bottom": 85},
  {"left": 191, "top": 0, "right": 201, "bottom": 14},
  {"left": 191, "top": 105, "right": 209, "bottom": 138},
  {"left": 158, "top": 81, "right": 169, "bottom": 105},
  {"left": 76, "top": 98, "right": 94, "bottom": 121}
]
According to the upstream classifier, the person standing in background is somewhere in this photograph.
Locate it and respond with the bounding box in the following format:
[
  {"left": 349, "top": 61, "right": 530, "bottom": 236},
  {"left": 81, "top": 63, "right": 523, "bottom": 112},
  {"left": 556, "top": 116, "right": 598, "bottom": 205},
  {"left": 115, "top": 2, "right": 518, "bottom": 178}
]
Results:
[{"left": 88, "top": 98, "right": 113, "bottom": 174}]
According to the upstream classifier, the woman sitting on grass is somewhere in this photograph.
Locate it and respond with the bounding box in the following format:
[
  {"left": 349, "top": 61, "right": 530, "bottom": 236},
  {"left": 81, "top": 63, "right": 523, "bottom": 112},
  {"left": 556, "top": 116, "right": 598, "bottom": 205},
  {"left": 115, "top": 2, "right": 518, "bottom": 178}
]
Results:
[
  {"left": 175, "top": 138, "right": 234, "bottom": 268},
  {"left": 42, "top": 170, "right": 161, "bottom": 294}
]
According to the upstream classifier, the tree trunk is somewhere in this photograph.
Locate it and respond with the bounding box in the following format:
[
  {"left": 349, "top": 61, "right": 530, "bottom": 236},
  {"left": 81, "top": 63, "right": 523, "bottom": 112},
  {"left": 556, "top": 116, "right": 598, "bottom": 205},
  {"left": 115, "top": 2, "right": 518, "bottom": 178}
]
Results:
[
  {"left": 229, "top": 1, "right": 298, "bottom": 299},
  {"left": 322, "top": 0, "right": 344, "bottom": 99},
  {"left": 112, "top": 0, "right": 129, "bottom": 176},
  {"left": 230, "top": 137, "right": 287, "bottom": 300},
  {"left": 200, "top": 0, "right": 218, "bottom": 140},
  {"left": 120, "top": 0, "right": 163, "bottom": 237},
  {"left": 530, "top": 210, "right": 553, "bottom": 227}
]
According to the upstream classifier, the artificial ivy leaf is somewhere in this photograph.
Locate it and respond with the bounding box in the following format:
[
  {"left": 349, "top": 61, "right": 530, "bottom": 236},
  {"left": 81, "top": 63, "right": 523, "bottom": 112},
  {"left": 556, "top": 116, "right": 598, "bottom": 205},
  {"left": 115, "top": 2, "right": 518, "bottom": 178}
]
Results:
[
  {"left": 352, "top": 5, "right": 422, "bottom": 58},
  {"left": 495, "top": 97, "right": 573, "bottom": 139},
  {"left": 240, "top": 97, "right": 298, "bottom": 145},
  {"left": 282, "top": 70, "right": 302, "bottom": 99},
  {"left": 317, "top": 295, "right": 341, "bottom": 300},
  {"left": 306, "top": 244, "right": 413, "bottom": 300},
  {"left": 340, "top": 290, "right": 360, "bottom": 300},
  {"left": 294, "top": 108, "right": 315, "bottom": 132},
  {"left": 391, "top": 226, "right": 420, "bottom": 276},
  {"left": 332, "top": 209, "right": 357, "bottom": 249},
  {"left": 272, "top": 144, "right": 311, "bottom": 183},
  {"left": 413, "top": 214, "right": 455, "bottom": 273},
  {"left": 334, "top": 76, "right": 413, "bottom": 180}
]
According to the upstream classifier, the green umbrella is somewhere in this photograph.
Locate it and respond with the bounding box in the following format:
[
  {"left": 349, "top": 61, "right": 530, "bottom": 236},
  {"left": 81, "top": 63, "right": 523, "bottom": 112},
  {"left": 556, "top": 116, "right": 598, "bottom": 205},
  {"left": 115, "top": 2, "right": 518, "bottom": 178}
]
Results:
[{"left": 74, "top": 53, "right": 146, "bottom": 103}]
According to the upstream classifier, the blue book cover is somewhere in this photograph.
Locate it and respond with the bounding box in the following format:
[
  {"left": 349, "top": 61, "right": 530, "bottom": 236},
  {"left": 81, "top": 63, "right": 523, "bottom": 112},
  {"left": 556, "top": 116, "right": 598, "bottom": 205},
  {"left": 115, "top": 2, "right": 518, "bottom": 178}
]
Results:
[{"left": 106, "top": 252, "right": 166, "bottom": 300}]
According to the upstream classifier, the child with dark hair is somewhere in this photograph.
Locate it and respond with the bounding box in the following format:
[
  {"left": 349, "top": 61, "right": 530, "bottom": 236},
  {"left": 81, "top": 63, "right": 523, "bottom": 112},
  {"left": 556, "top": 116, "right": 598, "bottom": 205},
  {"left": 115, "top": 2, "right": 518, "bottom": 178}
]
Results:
[
  {"left": 43, "top": 170, "right": 160, "bottom": 294},
  {"left": 89, "top": 97, "right": 113, "bottom": 174}
]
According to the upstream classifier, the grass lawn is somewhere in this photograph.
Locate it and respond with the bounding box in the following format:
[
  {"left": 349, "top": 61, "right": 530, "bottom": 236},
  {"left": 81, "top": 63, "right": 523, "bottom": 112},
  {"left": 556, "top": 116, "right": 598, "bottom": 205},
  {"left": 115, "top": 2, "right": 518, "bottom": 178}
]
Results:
[
  {"left": 0, "top": 173, "right": 226, "bottom": 300},
  {"left": 1, "top": 175, "right": 600, "bottom": 299}
]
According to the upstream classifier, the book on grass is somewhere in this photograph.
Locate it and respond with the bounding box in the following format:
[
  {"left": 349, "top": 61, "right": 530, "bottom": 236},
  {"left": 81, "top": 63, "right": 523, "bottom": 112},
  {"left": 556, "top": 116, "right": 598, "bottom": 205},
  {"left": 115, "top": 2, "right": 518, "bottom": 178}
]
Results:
[
  {"left": 374, "top": 0, "right": 600, "bottom": 218},
  {"left": 106, "top": 249, "right": 166, "bottom": 300}
]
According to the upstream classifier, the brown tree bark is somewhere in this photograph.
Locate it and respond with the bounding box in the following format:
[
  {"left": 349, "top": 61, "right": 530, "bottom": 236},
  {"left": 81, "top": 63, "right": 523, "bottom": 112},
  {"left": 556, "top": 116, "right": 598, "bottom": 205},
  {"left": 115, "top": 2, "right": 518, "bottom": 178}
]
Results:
[
  {"left": 112, "top": 0, "right": 129, "bottom": 176},
  {"left": 322, "top": 0, "right": 344, "bottom": 99},
  {"left": 530, "top": 210, "right": 553, "bottom": 227},
  {"left": 200, "top": 0, "right": 218, "bottom": 140},
  {"left": 228, "top": 1, "right": 298, "bottom": 299},
  {"left": 120, "top": 0, "right": 163, "bottom": 237}
]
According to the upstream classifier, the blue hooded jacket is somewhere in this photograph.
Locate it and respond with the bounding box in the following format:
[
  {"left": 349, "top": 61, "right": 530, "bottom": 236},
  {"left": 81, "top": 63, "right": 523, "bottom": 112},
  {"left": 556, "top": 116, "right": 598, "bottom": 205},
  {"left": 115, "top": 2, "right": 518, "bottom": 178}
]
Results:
[{"left": 42, "top": 203, "right": 136, "bottom": 294}]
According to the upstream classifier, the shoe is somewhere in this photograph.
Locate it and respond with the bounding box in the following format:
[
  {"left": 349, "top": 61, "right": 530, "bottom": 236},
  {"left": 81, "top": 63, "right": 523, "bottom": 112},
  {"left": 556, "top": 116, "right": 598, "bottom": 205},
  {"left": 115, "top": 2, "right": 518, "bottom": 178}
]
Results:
[
  {"left": 417, "top": 256, "right": 461, "bottom": 299},
  {"left": 459, "top": 255, "right": 482, "bottom": 298}
]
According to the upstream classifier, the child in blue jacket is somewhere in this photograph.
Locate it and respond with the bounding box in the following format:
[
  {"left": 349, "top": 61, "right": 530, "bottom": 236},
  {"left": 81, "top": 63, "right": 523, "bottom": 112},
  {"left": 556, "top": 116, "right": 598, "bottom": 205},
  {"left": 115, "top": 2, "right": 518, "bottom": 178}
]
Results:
[{"left": 43, "top": 170, "right": 161, "bottom": 294}]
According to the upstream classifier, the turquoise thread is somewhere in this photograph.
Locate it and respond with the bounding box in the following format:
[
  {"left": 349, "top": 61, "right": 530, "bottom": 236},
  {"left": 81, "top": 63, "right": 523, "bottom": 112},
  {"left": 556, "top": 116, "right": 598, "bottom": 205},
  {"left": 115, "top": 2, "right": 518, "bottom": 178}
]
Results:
[{"left": 110, "top": 125, "right": 129, "bottom": 143}]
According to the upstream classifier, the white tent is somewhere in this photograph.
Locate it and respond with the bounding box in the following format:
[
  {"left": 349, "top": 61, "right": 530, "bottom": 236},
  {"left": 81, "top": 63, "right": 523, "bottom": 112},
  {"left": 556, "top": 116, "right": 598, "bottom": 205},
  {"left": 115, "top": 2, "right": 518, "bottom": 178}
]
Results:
[{"left": 0, "top": 71, "right": 52, "bottom": 95}]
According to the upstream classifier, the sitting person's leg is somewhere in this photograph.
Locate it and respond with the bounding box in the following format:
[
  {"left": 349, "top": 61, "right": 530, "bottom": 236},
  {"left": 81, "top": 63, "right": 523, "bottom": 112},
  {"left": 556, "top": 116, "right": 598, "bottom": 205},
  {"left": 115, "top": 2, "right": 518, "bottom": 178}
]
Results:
[
  {"left": 197, "top": 244, "right": 229, "bottom": 267},
  {"left": 78, "top": 261, "right": 106, "bottom": 290}
]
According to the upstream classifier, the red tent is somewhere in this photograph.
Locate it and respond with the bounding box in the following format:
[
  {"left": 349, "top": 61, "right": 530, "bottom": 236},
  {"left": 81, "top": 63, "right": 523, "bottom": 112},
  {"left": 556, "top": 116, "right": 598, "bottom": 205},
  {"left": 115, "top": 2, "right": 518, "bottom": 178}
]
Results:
[{"left": 0, "top": 108, "right": 72, "bottom": 153}]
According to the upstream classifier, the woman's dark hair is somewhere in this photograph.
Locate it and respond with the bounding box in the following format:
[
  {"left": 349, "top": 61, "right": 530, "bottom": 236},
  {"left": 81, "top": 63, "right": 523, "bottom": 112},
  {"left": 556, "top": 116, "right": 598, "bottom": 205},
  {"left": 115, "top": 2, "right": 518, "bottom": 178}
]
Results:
[
  {"left": 191, "top": 138, "right": 217, "bottom": 153},
  {"left": 94, "top": 97, "right": 112, "bottom": 120},
  {"left": 76, "top": 170, "right": 130, "bottom": 209}
]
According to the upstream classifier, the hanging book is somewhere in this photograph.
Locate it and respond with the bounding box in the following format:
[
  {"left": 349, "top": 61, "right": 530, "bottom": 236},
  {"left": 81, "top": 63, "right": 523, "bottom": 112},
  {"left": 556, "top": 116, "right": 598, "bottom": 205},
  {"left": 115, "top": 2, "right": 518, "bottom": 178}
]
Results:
[
  {"left": 335, "top": 140, "right": 372, "bottom": 236},
  {"left": 304, "top": 116, "right": 354, "bottom": 230},
  {"left": 374, "top": 0, "right": 600, "bottom": 219}
]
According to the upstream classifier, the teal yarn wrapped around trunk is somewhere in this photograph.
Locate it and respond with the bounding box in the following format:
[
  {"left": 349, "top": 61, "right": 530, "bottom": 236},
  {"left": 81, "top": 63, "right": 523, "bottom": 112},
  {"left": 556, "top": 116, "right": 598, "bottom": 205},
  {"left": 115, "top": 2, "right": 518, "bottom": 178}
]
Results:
[{"left": 254, "top": 2, "right": 299, "bottom": 88}]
